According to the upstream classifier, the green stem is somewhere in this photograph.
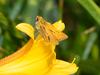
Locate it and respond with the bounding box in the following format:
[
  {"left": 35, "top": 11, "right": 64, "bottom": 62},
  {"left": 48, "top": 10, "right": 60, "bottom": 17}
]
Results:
[
  {"left": 82, "top": 32, "right": 97, "bottom": 60},
  {"left": 77, "top": 0, "right": 100, "bottom": 25},
  {"left": 58, "top": 0, "right": 64, "bottom": 20}
]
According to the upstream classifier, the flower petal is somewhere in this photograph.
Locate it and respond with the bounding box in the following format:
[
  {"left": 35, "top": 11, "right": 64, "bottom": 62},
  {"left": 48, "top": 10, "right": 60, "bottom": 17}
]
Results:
[
  {"left": 16, "top": 23, "right": 34, "bottom": 40},
  {"left": 0, "top": 39, "right": 33, "bottom": 66},
  {"left": 53, "top": 20, "right": 65, "bottom": 31},
  {"left": 47, "top": 59, "right": 78, "bottom": 75},
  {"left": 0, "top": 37, "right": 56, "bottom": 75},
  {"left": 0, "top": 23, "right": 56, "bottom": 75},
  {"left": 0, "top": 22, "right": 78, "bottom": 75}
]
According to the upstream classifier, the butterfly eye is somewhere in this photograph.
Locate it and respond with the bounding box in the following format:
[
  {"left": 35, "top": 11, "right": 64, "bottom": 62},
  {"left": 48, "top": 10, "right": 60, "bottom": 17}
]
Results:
[{"left": 36, "top": 17, "right": 39, "bottom": 22}]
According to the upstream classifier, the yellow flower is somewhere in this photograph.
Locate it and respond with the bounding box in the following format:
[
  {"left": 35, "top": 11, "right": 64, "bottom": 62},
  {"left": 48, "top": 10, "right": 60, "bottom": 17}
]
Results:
[{"left": 0, "top": 20, "right": 78, "bottom": 75}]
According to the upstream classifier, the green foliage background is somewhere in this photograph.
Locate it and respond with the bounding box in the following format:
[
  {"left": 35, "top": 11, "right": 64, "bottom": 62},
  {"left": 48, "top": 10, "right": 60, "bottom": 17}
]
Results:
[{"left": 0, "top": 0, "right": 100, "bottom": 75}]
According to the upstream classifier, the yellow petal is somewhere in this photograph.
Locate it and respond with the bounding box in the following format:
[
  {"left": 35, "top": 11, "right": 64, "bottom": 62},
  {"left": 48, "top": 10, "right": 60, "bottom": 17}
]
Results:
[
  {"left": 48, "top": 59, "right": 78, "bottom": 75},
  {"left": 16, "top": 23, "right": 34, "bottom": 40},
  {"left": 0, "top": 22, "right": 78, "bottom": 75},
  {"left": 0, "top": 39, "right": 33, "bottom": 66},
  {"left": 0, "top": 23, "right": 56, "bottom": 75},
  {"left": 53, "top": 20, "right": 65, "bottom": 31},
  {"left": 0, "top": 37, "right": 56, "bottom": 75}
]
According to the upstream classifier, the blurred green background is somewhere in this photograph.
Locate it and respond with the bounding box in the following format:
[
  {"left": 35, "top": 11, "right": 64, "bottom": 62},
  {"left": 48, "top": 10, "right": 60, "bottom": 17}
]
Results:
[{"left": 0, "top": 0, "right": 100, "bottom": 75}]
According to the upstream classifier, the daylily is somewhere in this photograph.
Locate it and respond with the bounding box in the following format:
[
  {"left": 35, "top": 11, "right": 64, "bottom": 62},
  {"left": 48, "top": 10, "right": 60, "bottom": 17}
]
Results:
[{"left": 0, "top": 20, "right": 78, "bottom": 75}]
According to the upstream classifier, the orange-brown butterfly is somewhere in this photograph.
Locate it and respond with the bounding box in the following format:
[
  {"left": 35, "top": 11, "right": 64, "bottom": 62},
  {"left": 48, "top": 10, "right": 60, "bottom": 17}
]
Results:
[{"left": 35, "top": 16, "right": 68, "bottom": 44}]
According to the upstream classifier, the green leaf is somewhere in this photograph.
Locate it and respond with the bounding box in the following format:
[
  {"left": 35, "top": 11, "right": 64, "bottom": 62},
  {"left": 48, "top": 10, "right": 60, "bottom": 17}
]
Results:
[
  {"left": 42, "top": 0, "right": 58, "bottom": 22},
  {"left": 0, "top": 12, "right": 8, "bottom": 26},
  {"left": 77, "top": 0, "right": 100, "bottom": 25},
  {"left": 82, "top": 32, "right": 97, "bottom": 60},
  {"left": 9, "top": 0, "right": 24, "bottom": 20},
  {"left": 79, "top": 60, "right": 100, "bottom": 75},
  {"left": 21, "top": 0, "right": 40, "bottom": 24}
]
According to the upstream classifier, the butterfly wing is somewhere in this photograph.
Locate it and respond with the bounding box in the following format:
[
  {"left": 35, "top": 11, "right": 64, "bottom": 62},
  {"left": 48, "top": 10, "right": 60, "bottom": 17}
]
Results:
[
  {"left": 46, "top": 25, "right": 68, "bottom": 42},
  {"left": 35, "top": 16, "right": 68, "bottom": 43},
  {"left": 39, "top": 23, "right": 68, "bottom": 43}
]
